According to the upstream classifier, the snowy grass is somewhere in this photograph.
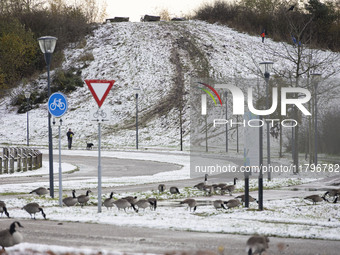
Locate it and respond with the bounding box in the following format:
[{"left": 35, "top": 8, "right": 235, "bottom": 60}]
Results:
[{"left": 1, "top": 149, "right": 333, "bottom": 242}]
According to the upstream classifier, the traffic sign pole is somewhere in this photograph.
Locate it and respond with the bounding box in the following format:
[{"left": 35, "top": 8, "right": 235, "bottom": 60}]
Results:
[
  {"left": 48, "top": 93, "right": 68, "bottom": 207},
  {"left": 58, "top": 119, "right": 62, "bottom": 207},
  {"left": 84, "top": 80, "right": 115, "bottom": 214},
  {"left": 98, "top": 122, "right": 102, "bottom": 213}
]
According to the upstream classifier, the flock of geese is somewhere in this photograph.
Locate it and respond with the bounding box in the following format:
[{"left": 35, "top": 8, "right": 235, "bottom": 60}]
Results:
[{"left": 1, "top": 175, "right": 339, "bottom": 253}]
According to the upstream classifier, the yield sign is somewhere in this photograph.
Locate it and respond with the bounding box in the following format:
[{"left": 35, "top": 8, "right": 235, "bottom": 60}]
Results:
[{"left": 85, "top": 80, "right": 115, "bottom": 108}]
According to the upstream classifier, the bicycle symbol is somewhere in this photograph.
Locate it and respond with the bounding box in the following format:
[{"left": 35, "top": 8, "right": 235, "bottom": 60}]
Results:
[
  {"left": 93, "top": 109, "right": 107, "bottom": 119},
  {"left": 50, "top": 98, "right": 66, "bottom": 111}
]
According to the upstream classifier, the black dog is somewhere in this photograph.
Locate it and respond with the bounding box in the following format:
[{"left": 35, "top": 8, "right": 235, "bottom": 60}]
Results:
[{"left": 86, "top": 143, "right": 94, "bottom": 150}]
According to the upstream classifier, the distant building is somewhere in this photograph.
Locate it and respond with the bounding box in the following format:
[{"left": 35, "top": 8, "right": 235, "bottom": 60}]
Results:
[
  {"left": 106, "top": 17, "right": 129, "bottom": 23},
  {"left": 141, "top": 15, "right": 160, "bottom": 22},
  {"left": 171, "top": 17, "right": 186, "bottom": 21}
]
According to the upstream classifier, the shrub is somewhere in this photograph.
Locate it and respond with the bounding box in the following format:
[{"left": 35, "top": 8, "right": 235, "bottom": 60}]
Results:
[
  {"left": 77, "top": 52, "right": 94, "bottom": 63},
  {"left": 51, "top": 69, "right": 83, "bottom": 93},
  {"left": 0, "top": 18, "right": 38, "bottom": 87},
  {"left": 13, "top": 68, "right": 83, "bottom": 113}
]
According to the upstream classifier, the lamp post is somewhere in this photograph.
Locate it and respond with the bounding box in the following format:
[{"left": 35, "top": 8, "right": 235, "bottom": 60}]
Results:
[
  {"left": 24, "top": 91, "right": 31, "bottom": 146},
  {"left": 38, "top": 36, "right": 57, "bottom": 198},
  {"left": 133, "top": 87, "right": 141, "bottom": 150},
  {"left": 225, "top": 91, "right": 228, "bottom": 152},
  {"left": 259, "top": 61, "right": 274, "bottom": 181},
  {"left": 311, "top": 73, "right": 321, "bottom": 166},
  {"left": 201, "top": 94, "right": 208, "bottom": 152}
]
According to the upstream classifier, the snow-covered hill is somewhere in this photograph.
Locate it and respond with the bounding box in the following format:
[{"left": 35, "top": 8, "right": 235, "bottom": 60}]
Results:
[{"left": 0, "top": 20, "right": 339, "bottom": 150}]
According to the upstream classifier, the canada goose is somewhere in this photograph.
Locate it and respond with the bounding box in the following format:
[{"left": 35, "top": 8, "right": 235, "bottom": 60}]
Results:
[
  {"left": 214, "top": 183, "right": 227, "bottom": 193},
  {"left": 333, "top": 196, "right": 338, "bottom": 203},
  {"left": 235, "top": 194, "right": 258, "bottom": 204},
  {"left": 62, "top": 190, "right": 78, "bottom": 207},
  {"left": 0, "top": 201, "right": 10, "bottom": 218},
  {"left": 170, "top": 186, "right": 180, "bottom": 194},
  {"left": 246, "top": 235, "right": 269, "bottom": 255},
  {"left": 324, "top": 189, "right": 340, "bottom": 202},
  {"left": 113, "top": 199, "right": 138, "bottom": 213},
  {"left": 22, "top": 203, "right": 46, "bottom": 220},
  {"left": 216, "top": 183, "right": 227, "bottom": 189},
  {"left": 77, "top": 190, "right": 92, "bottom": 207},
  {"left": 135, "top": 199, "right": 151, "bottom": 211},
  {"left": 194, "top": 174, "right": 208, "bottom": 190},
  {"left": 147, "top": 197, "right": 157, "bottom": 210},
  {"left": 221, "top": 178, "right": 238, "bottom": 196},
  {"left": 180, "top": 198, "right": 197, "bottom": 212},
  {"left": 304, "top": 194, "right": 327, "bottom": 205},
  {"left": 224, "top": 199, "right": 241, "bottom": 209},
  {"left": 203, "top": 185, "right": 215, "bottom": 195},
  {"left": 158, "top": 184, "right": 165, "bottom": 193},
  {"left": 122, "top": 196, "right": 138, "bottom": 205},
  {"left": 103, "top": 192, "right": 115, "bottom": 210},
  {"left": 213, "top": 200, "right": 226, "bottom": 210},
  {"left": 0, "top": 221, "right": 24, "bottom": 250},
  {"left": 212, "top": 184, "right": 219, "bottom": 190},
  {"left": 30, "top": 187, "right": 48, "bottom": 196}
]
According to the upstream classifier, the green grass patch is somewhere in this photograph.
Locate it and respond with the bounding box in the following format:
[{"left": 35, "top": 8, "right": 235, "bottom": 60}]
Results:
[
  {"left": 64, "top": 166, "right": 80, "bottom": 174},
  {"left": 0, "top": 192, "right": 26, "bottom": 196}
]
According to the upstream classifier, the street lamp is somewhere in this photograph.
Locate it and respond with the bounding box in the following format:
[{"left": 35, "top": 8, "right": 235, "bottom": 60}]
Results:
[
  {"left": 311, "top": 73, "right": 322, "bottom": 166},
  {"left": 259, "top": 61, "right": 274, "bottom": 181},
  {"left": 225, "top": 91, "right": 228, "bottom": 152},
  {"left": 201, "top": 94, "right": 208, "bottom": 152},
  {"left": 24, "top": 91, "right": 31, "bottom": 146},
  {"left": 38, "top": 36, "right": 57, "bottom": 198},
  {"left": 133, "top": 87, "right": 141, "bottom": 150}
]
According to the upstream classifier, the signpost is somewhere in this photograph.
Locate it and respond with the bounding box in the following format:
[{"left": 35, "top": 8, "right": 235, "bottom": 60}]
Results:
[
  {"left": 48, "top": 92, "right": 68, "bottom": 118},
  {"left": 48, "top": 92, "right": 68, "bottom": 207},
  {"left": 89, "top": 108, "right": 110, "bottom": 122},
  {"left": 85, "top": 79, "right": 115, "bottom": 213}
]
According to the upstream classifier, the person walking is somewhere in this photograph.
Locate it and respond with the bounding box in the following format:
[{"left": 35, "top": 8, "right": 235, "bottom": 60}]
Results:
[
  {"left": 261, "top": 29, "right": 266, "bottom": 43},
  {"left": 67, "top": 128, "right": 74, "bottom": 149}
]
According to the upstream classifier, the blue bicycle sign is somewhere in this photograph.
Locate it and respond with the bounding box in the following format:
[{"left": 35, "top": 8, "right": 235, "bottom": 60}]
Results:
[{"left": 48, "top": 92, "right": 68, "bottom": 117}]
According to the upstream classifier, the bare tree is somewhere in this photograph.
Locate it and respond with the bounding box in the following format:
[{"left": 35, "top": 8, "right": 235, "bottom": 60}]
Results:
[
  {"left": 159, "top": 8, "right": 171, "bottom": 21},
  {"left": 265, "top": 8, "right": 340, "bottom": 169},
  {"left": 0, "top": 0, "right": 44, "bottom": 14}
]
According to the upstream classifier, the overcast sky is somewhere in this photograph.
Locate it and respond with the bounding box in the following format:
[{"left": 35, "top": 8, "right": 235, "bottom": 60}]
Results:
[{"left": 99, "top": 0, "right": 218, "bottom": 22}]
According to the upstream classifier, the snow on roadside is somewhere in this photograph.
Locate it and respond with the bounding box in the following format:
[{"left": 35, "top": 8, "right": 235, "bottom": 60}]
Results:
[{"left": 6, "top": 242, "right": 135, "bottom": 255}]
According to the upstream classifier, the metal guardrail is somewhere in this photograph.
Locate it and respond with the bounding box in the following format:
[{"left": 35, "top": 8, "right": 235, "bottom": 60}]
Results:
[{"left": 0, "top": 147, "right": 42, "bottom": 174}]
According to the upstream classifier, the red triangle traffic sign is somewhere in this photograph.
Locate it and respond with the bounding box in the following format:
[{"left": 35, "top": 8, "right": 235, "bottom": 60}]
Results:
[{"left": 85, "top": 80, "right": 115, "bottom": 108}]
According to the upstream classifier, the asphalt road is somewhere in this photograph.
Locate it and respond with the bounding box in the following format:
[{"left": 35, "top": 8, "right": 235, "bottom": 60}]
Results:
[
  {"left": 1, "top": 150, "right": 340, "bottom": 254},
  {"left": 0, "top": 218, "right": 339, "bottom": 255}
]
